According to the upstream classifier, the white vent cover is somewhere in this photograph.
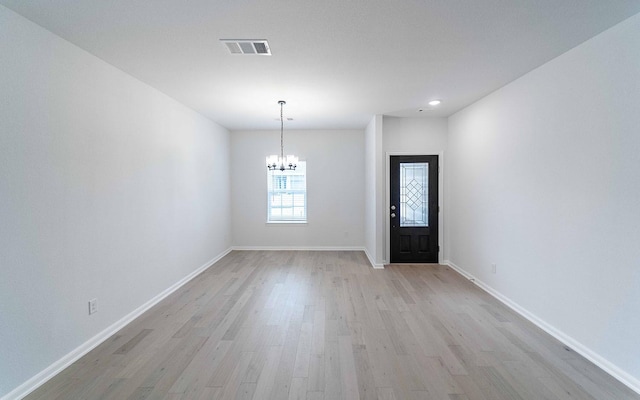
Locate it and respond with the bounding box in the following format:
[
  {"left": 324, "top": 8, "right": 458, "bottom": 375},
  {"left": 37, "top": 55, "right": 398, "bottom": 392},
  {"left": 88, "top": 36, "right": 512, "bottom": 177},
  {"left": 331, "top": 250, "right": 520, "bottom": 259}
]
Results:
[{"left": 220, "top": 39, "right": 271, "bottom": 55}]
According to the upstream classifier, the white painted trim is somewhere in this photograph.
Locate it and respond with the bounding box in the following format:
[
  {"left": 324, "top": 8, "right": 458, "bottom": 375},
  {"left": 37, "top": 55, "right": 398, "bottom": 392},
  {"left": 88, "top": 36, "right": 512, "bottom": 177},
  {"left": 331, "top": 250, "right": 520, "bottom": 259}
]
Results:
[
  {"left": 385, "top": 151, "right": 445, "bottom": 264},
  {"left": 443, "top": 260, "right": 474, "bottom": 280},
  {"left": 231, "top": 246, "right": 365, "bottom": 251},
  {"left": 364, "top": 247, "right": 385, "bottom": 269},
  {"left": 443, "top": 260, "right": 640, "bottom": 396},
  {"left": 1, "top": 247, "right": 233, "bottom": 400}
]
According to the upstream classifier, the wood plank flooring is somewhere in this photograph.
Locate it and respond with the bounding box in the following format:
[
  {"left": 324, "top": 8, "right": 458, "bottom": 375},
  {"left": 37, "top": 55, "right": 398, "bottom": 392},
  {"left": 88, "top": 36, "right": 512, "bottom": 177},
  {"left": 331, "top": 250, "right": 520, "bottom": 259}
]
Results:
[{"left": 25, "top": 251, "right": 639, "bottom": 400}]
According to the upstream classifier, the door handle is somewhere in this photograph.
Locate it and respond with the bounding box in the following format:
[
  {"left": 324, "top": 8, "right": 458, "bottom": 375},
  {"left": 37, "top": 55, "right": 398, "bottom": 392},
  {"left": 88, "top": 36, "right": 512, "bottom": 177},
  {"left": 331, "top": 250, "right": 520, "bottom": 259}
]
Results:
[
  {"left": 391, "top": 205, "right": 396, "bottom": 210},
  {"left": 391, "top": 213, "right": 396, "bottom": 218}
]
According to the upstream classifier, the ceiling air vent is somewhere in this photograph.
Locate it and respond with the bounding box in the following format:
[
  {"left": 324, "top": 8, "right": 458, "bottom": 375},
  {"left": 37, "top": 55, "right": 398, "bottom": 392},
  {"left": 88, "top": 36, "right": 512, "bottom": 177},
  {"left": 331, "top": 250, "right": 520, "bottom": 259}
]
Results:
[{"left": 220, "top": 39, "right": 271, "bottom": 55}]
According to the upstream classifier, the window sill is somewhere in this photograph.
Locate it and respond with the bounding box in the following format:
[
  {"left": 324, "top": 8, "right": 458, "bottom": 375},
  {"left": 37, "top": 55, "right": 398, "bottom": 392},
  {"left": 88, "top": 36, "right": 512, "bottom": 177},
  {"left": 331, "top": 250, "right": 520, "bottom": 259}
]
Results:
[{"left": 266, "top": 221, "right": 308, "bottom": 225}]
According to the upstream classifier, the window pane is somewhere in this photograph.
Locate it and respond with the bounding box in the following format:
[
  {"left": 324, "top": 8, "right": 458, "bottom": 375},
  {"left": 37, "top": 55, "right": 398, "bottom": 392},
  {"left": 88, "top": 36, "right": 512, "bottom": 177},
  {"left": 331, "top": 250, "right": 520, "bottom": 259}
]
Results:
[
  {"left": 267, "top": 161, "right": 307, "bottom": 222},
  {"left": 400, "top": 162, "right": 428, "bottom": 227}
]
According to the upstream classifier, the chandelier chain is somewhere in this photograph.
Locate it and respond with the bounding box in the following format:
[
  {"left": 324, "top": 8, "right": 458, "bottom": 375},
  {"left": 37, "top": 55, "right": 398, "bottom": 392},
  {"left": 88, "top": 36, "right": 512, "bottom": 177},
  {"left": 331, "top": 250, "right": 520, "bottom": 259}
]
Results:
[{"left": 280, "top": 100, "right": 284, "bottom": 160}]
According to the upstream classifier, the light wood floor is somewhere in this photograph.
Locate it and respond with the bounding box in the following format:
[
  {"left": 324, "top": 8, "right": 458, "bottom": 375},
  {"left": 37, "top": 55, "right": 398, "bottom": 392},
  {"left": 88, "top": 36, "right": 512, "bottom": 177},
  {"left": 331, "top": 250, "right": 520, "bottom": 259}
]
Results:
[{"left": 26, "top": 251, "right": 639, "bottom": 400}]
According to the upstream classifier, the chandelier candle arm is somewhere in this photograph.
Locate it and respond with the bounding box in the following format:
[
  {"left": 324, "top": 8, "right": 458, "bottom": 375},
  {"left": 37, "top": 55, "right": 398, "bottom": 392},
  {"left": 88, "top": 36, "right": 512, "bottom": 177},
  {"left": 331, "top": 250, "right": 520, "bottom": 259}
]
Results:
[{"left": 267, "top": 100, "right": 297, "bottom": 171}]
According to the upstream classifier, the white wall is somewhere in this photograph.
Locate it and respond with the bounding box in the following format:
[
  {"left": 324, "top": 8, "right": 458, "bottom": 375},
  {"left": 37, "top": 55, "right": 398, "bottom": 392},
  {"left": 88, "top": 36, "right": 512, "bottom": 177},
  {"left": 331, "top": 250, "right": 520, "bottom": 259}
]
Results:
[
  {"left": 447, "top": 13, "right": 640, "bottom": 389},
  {"left": 231, "top": 129, "right": 364, "bottom": 248},
  {"left": 0, "top": 7, "right": 231, "bottom": 397},
  {"left": 364, "top": 116, "right": 384, "bottom": 266},
  {"left": 382, "top": 116, "right": 448, "bottom": 153},
  {"left": 382, "top": 117, "right": 448, "bottom": 263}
]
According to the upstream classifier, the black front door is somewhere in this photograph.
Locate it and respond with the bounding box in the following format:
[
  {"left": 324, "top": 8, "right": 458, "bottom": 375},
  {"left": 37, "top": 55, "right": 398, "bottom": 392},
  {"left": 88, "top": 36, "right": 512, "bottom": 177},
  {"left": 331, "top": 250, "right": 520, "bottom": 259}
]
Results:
[{"left": 390, "top": 155, "right": 439, "bottom": 263}]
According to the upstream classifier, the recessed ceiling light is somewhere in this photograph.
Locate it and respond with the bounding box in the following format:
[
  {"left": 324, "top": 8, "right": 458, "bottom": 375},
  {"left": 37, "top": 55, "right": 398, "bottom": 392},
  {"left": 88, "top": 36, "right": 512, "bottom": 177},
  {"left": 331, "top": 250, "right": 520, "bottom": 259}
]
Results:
[{"left": 428, "top": 100, "right": 441, "bottom": 106}]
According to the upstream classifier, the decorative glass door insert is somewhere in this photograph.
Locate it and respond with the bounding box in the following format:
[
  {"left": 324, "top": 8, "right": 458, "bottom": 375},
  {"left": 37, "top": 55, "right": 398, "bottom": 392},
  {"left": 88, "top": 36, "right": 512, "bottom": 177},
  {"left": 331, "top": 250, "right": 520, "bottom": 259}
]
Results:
[{"left": 399, "top": 162, "right": 428, "bottom": 227}]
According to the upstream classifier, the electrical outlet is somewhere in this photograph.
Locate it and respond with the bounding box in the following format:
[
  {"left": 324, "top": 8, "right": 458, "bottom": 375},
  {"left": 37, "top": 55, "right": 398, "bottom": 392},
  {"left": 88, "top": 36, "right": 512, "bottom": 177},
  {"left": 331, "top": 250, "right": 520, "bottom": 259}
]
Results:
[
  {"left": 88, "top": 298, "right": 98, "bottom": 315},
  {"left": 491, "top": 264, "right": 497, "bottom": 274}
]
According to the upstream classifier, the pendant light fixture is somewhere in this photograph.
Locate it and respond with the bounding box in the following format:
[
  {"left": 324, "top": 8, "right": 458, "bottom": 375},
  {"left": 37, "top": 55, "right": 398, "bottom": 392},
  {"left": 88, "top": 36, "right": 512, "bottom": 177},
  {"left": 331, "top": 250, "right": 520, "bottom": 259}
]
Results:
[{"left": 266, "top": 100, "right": 298, "bottom": 171}]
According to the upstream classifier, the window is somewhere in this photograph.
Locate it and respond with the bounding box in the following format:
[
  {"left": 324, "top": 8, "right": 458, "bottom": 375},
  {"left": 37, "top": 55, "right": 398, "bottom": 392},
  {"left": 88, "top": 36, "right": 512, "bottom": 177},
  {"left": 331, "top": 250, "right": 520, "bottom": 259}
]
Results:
[
  {"left": 267, "top": 161, "right": 307, "bottom": 222},
  {"left": 399, "top": 162, "right": 428, "bottom": 227}
]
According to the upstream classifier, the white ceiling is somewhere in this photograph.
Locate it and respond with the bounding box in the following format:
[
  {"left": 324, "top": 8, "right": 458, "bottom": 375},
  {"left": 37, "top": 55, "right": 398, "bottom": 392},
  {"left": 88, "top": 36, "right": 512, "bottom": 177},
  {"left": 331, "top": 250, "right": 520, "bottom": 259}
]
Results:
[{"left": 2, "top": 0, "right": 640, "bottom": 130}]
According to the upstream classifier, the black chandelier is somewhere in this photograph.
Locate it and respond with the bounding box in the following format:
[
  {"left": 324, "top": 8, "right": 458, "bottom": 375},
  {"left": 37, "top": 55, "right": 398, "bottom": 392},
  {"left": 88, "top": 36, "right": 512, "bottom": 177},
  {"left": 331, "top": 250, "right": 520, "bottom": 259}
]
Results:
[{"left": 266, "top": 100, "right": 298, "bottom": 171}]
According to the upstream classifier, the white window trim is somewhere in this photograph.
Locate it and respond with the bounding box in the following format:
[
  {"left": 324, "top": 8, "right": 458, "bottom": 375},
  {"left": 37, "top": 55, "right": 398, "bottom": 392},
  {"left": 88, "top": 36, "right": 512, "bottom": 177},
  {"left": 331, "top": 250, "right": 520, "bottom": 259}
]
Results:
[{"left": 266, "top": 161, "right": 307, "bottom": 223}]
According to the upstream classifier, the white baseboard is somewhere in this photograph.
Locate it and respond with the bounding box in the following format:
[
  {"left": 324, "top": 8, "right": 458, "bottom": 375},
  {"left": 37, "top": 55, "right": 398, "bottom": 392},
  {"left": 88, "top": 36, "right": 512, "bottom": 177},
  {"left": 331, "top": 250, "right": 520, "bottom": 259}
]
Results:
[
  {"left": 363, "top": 248, "right": 385, "bottom": 269},
  {"left": 1, "top": 247, "right": 233, "bottom": 400},
  {"left": 443, "top": 260, "right": 640, "bottom": 396},
  {"left": 231, "top": 246, "right": 365, "bottom": 251}
]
